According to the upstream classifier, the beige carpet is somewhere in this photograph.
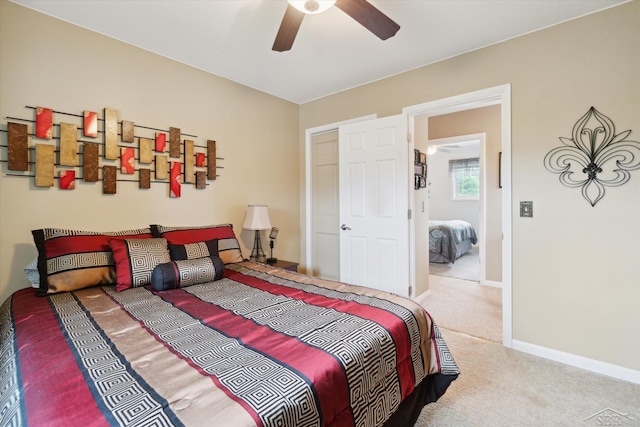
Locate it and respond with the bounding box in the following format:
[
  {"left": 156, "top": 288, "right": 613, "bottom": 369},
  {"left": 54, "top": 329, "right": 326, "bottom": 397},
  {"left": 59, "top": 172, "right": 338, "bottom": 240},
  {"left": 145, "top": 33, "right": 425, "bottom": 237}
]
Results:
[
  {"left": 415, "top": 328, "right": 640, "bottom": 426},
  {"left": 420, "top": 275, "right": 502, "bottom": 343},
  {"left": 429, "top": 245, "right": 479, "bottom": 282},
  {"left": 414, "top": 277, "right": 640, "bottom": 426}
]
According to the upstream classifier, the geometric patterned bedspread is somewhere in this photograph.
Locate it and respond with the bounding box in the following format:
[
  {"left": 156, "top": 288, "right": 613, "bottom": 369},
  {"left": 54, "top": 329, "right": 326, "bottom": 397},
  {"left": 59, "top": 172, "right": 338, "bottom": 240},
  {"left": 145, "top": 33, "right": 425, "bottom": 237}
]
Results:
[{"left": 0, "top": 261, "right": 458, "bottom": 427}]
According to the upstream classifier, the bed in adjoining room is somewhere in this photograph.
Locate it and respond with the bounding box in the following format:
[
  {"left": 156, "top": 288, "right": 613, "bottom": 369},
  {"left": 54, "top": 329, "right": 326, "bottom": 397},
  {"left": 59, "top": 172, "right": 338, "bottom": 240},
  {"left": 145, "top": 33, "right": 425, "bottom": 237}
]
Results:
[
  {"left": 0, "top": 223, "right": 459, "bottom": 427},
  {"left": 429, "top": 220, "right": 478, "bottom": 264}
]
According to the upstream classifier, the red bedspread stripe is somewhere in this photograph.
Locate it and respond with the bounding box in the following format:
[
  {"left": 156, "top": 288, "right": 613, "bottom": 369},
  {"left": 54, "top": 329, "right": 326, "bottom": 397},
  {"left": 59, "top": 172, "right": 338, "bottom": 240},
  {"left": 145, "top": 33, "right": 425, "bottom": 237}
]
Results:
[
  {"left": 12, "top": 289, "right": 109, "bottom": 426},
  {"left": 225, "top": 269, "right": 417, "bottom": 399},
  {"left": 154, "top": 288, "right": 353, "bottom": 426}
]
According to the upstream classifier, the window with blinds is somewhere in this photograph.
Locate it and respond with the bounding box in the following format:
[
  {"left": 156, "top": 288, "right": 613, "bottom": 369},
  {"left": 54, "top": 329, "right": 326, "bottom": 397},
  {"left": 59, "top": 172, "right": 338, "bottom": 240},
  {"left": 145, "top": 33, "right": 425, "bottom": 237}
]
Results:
[{"left": 449, "top": 157, "right": 480, "bottom": 200}]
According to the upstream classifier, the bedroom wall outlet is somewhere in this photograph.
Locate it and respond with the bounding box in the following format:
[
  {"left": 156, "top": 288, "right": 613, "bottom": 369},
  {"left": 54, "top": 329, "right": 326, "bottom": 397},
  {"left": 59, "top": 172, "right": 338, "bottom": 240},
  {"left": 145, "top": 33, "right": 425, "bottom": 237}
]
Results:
[{"left": 520, "top": 201, "right": 533, "bottom": 217}]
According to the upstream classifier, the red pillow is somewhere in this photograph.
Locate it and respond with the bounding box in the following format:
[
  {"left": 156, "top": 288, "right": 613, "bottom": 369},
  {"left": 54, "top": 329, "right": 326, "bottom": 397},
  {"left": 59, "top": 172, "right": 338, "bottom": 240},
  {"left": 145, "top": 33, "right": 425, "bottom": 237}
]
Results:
[
  {"left": 151, "top": 224, "right": 243, "bottom": 264},
  {"left": 32, "top": 227, "right": 152, "bottom": 295}
]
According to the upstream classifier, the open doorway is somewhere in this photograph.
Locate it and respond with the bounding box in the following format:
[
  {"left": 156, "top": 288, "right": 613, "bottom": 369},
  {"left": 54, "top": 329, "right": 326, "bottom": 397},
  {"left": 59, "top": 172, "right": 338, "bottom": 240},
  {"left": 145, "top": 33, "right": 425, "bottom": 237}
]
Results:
[
  {"left": 404, "top": 84, "right": 512, "bottom": 346},
  {"left": 426, "top": 136, "right": 483, "bottom": 283}
]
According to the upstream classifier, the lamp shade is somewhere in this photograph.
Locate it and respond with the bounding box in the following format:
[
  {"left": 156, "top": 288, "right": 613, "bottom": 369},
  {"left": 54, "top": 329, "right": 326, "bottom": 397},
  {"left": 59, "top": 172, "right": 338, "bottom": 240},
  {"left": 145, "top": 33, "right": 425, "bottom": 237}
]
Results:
[{"left": 243, "top": 205, "right": 272, "bottom": 230}]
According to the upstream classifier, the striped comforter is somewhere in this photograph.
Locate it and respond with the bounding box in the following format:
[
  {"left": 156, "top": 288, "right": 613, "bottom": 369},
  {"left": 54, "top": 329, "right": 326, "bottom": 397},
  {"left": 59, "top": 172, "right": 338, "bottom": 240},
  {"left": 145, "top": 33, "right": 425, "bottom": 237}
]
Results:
[{"left": 0, "top": 262, "right": 458, "bottom": 427}]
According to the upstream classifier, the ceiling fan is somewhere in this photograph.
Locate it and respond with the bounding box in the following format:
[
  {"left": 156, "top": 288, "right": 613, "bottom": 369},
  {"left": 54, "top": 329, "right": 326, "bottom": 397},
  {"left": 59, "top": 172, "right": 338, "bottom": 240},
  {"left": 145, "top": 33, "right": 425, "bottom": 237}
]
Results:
[{"left": 273, "top": 0, "right": 400, "bottom": 52}]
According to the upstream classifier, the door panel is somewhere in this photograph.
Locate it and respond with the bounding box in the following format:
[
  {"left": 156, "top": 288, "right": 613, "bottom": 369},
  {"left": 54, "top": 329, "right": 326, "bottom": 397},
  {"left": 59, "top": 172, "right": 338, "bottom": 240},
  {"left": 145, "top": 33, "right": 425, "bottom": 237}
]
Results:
[
  {"left": 339, "top": 115, "right": 409, "bottom": 296},
  {"left": 311, "top": 131, "right": 340, "bottom": 280}
]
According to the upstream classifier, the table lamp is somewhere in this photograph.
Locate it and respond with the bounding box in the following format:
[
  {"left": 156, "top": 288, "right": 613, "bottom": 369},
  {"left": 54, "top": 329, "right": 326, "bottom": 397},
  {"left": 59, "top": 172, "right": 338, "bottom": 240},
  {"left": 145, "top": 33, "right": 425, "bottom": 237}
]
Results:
[{"left": 243, "top": 205, "right": 271, "bottom": 262}]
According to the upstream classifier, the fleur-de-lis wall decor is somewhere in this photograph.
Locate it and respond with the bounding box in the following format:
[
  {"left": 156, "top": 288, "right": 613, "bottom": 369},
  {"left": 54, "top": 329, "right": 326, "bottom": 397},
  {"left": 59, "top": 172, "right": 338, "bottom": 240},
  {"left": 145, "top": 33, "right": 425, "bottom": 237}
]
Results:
[{"left": 543, "top": 107, "right": 640, "bottom": 206}]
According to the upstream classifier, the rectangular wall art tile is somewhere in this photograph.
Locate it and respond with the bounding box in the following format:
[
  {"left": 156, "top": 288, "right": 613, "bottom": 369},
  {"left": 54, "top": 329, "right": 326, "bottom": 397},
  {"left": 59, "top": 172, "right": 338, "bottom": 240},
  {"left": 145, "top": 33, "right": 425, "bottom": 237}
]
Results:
[
  {"left": 104, "top": 107, "right": 118, "bottom": 160},
  {"left": 59, "top": 123, "right": 79, "bottom": 167},
  {"left": 170, "top": 161, "right": 181, "bottom": 198},
  {"left": 169, "top": 127, "right": 180, "bottom": 158},
  {"left": 83, "top": 142, "right": 99, "bottom": 182},
  {"left": 122, "top": 120, "right": 135, "bottom": 143},
  {"left": 35, "top": 144, "right": 55, "bottom": 187},
  {"left": 155, "top": 132, "right": 166, "bottom": 152},
  {"left": 36, "top": 107, "right": 53, "bottom": 139},
  {"left": 7, "top": 122, "right": 28, "bottom": 171},
  {"left": 120, "top": 147, "right": 135, "bottom": 174},
  {"left": 155, "top": 155, "right": 169, "bottom": 180},
  {"left": 139, "top": 138, "right": 153, "bottom": 164},
  {"left": 103, "top": 165, "right": 117, "bottom": 194},
  {"left": 59, "top": 170, "right": 75, "bottom": 190},
  {"left": 83, "top": 110, "right": 98, "bottom": 137},
  {"left": 207, "top": 140, "right": 216, "bottom": 180},
  {"left": 184, "top": 140, "right": 195, "bottom": 184},
  {"left": 139, "top": 168, "right": 151, "bottom": 189}
]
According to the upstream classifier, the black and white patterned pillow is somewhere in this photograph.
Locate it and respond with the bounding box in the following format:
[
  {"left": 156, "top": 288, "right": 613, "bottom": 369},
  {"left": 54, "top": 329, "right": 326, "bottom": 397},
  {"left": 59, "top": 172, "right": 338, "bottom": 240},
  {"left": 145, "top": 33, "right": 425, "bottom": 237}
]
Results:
[
  {"left": 110, "top": 238, "right": 171, "bottom": 292},
  {"left": 168, "top": 238, "right": 218, "bottom": 261},
  {"left": 151, "top": 256, "right": 224, "bottom": 291}
]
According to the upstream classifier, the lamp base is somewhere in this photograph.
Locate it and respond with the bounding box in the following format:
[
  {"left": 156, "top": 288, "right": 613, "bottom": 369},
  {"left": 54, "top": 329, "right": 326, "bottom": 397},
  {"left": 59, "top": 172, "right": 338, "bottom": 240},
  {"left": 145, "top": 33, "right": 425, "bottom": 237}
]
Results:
[{"left": 250, "top": 230, "right": 266, "bottom": 263}]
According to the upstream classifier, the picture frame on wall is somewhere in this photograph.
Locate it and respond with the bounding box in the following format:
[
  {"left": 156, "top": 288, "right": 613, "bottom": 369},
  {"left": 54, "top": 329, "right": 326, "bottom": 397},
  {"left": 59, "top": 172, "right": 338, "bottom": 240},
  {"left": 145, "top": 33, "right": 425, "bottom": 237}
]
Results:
[
  {"left": 420, "top": 175, "right": 426, "bottom": 188},
  {"left": 414, "top": 174, "right": 420, "bottom": 190},
  {"left": 419, "top": 152, "right": 427, "bottom": 164},
  {"left": 414, "top": 149, "right": 420, "bottom": 165}
]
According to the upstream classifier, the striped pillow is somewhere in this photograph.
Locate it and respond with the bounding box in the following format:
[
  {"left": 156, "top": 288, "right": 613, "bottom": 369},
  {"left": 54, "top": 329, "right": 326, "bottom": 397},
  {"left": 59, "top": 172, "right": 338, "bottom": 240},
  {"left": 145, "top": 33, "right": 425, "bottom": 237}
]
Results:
[
  {"left": 32, "top": 227, "right": 152, "bottom": 295},
  {"left": 151, "top": 256, "right": 224, "bottom": 291},
  {"left": 110, "top": 238, "right": 171, "bottom": 292},
  {"left": 151, "top": 224, "right": 243, "bottom": 264},
  {"left": 168, "top": 238, "right": 218, "bottom": 261}
]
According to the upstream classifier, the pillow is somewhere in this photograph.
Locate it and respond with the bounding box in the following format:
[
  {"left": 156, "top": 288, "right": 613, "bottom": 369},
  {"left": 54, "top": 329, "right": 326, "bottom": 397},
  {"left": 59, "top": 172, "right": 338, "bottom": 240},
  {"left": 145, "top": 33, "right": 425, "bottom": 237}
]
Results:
[
  {"left": 24, "top": 258, "right": 40, "bottom": 288},
  {"left": 168, "top": 238, "right": 218, "bottom": 261},
  {"left": 151, "top": 256, "right": 224, "bottom": 291},
  {"left": 109, "top": 238, "right": 171, "bottom": 292},
  {"left": 151, "top": 224, "right": 243, "bottom": 264},
  {"left": 32, "top": 227, "right": 152, "bottom": 295}
]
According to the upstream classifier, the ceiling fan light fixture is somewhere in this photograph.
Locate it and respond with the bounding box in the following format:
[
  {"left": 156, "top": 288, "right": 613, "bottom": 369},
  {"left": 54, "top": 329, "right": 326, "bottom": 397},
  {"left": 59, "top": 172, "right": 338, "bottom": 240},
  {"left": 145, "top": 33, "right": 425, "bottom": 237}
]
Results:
[{"left": 288, "top": 0, "right": 336, "bottom": 14}]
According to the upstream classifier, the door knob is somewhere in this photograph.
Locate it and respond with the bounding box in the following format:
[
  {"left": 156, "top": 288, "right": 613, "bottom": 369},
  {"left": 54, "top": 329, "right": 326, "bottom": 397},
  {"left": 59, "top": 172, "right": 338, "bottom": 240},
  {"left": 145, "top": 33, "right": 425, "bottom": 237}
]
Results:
[{"left": 341, "top": 224, "right": 351, "bottom": 231}]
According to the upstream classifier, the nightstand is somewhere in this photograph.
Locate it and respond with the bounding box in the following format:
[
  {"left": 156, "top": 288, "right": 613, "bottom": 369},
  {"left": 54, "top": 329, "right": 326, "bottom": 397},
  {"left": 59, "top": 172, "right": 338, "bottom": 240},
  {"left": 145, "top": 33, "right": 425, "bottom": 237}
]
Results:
[{"left": 266, "top": 259, "right": 298, "bottom": 272}]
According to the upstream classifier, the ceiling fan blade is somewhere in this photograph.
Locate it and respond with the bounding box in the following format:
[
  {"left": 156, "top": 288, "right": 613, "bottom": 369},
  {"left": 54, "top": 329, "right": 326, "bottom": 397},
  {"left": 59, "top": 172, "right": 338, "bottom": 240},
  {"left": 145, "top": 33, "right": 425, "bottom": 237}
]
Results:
[
  {"left": 272, "top": 4, "right": 305, "bottom": 52},
  {"left": 335, "top": 0, "right": 400, "bottom": 40}
]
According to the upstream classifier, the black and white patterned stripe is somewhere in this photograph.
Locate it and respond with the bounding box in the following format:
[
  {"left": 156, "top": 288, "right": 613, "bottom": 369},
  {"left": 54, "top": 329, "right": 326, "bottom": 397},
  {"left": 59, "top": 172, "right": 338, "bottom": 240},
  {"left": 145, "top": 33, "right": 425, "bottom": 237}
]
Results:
[
  {"left": 124, "top": 239, "right": 170, "bottom": 287},
  {"left": 43, "top": 228, "right": 150, "bottom": 240},
  {"left": 0, "top": 297, "right": 24, "bottom": 427},
  {"left": 47, "top": 251, "right": 113, "bottom": 275}
]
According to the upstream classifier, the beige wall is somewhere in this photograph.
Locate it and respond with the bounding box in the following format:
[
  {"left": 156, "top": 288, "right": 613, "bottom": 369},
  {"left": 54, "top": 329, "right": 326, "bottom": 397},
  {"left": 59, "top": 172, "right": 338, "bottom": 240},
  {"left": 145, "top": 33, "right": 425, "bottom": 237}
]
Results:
[
  {"left": 0, "top": 1, "right": 301, "bottom": 303},
  {"left": 300, "top": 1, "right": 640, "bottom": 372},
  {"left": 428, "top": 106, "right": 503, "bottom": 282}
]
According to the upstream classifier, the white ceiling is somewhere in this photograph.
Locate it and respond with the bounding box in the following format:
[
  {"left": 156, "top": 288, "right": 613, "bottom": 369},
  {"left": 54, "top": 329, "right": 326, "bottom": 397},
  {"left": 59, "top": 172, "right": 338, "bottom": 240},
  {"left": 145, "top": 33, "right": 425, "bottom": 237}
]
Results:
[{"left": 11, "top": 0, "right": 626, "bottom": 104}]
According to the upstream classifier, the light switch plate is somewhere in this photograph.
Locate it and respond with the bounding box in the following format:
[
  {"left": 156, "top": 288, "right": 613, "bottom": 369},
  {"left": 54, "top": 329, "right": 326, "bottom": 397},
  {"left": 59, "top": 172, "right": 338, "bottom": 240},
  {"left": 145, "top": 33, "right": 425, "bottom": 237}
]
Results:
[{"left": 520, "top": 201, "right": 533, "bottom": 218}]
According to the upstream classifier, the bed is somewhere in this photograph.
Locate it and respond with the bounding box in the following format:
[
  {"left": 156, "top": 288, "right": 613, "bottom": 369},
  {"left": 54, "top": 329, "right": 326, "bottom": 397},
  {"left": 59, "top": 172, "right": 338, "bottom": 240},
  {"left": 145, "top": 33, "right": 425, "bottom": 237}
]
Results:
[
  {"left": 429, "top": 220, "right": 478, "bottom": 264},
  {"left": 0, "top": 224, "right": 458, "bottom": 427}
]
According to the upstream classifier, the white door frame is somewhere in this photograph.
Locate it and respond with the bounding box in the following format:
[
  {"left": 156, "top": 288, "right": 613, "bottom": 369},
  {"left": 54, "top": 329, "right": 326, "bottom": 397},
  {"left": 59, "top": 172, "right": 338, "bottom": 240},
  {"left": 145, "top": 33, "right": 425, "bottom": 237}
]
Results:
[
  {"left": 303, "top": 114, "right": 377, "bottom": 274},
  {"left": 403, "top": 84, "right": 513, "bottom": 347},
  {"left": 427, "top": 133, "right": 487, "bottom": 286}
]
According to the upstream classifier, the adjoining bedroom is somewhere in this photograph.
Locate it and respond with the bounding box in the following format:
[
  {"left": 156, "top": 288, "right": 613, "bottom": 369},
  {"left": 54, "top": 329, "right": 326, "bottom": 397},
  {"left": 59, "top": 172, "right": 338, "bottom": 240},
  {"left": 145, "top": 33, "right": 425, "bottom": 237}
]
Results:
[
  {"left": 412, "top": 106, "right": 504, "bottom": 344},
  {"left": 2, "top": 0, "right": 640, "bottom": 426}
]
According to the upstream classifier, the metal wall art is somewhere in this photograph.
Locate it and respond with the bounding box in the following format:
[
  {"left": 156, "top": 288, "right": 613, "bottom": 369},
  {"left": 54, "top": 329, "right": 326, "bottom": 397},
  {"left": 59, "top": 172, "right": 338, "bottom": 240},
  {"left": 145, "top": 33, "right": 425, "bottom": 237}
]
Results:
[
  {"left": 1, "top": 105, "right": 224, "bottom": 198},
  {"left": 543, "top": 107, "right": 640, "bottom": 206}
]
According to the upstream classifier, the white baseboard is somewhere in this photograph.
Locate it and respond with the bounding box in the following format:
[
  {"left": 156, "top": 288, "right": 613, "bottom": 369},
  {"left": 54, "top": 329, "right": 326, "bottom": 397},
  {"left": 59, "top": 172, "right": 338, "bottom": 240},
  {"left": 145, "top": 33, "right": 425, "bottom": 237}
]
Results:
[
  {"left": 413, "top": 289, "right": 431, "bottom": 305},
  {"left": 512, "top": 339, "right": 640, "bottom": 385},
  {"left": 480, "top": 279, "right": 502, "bottom": 288}
]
